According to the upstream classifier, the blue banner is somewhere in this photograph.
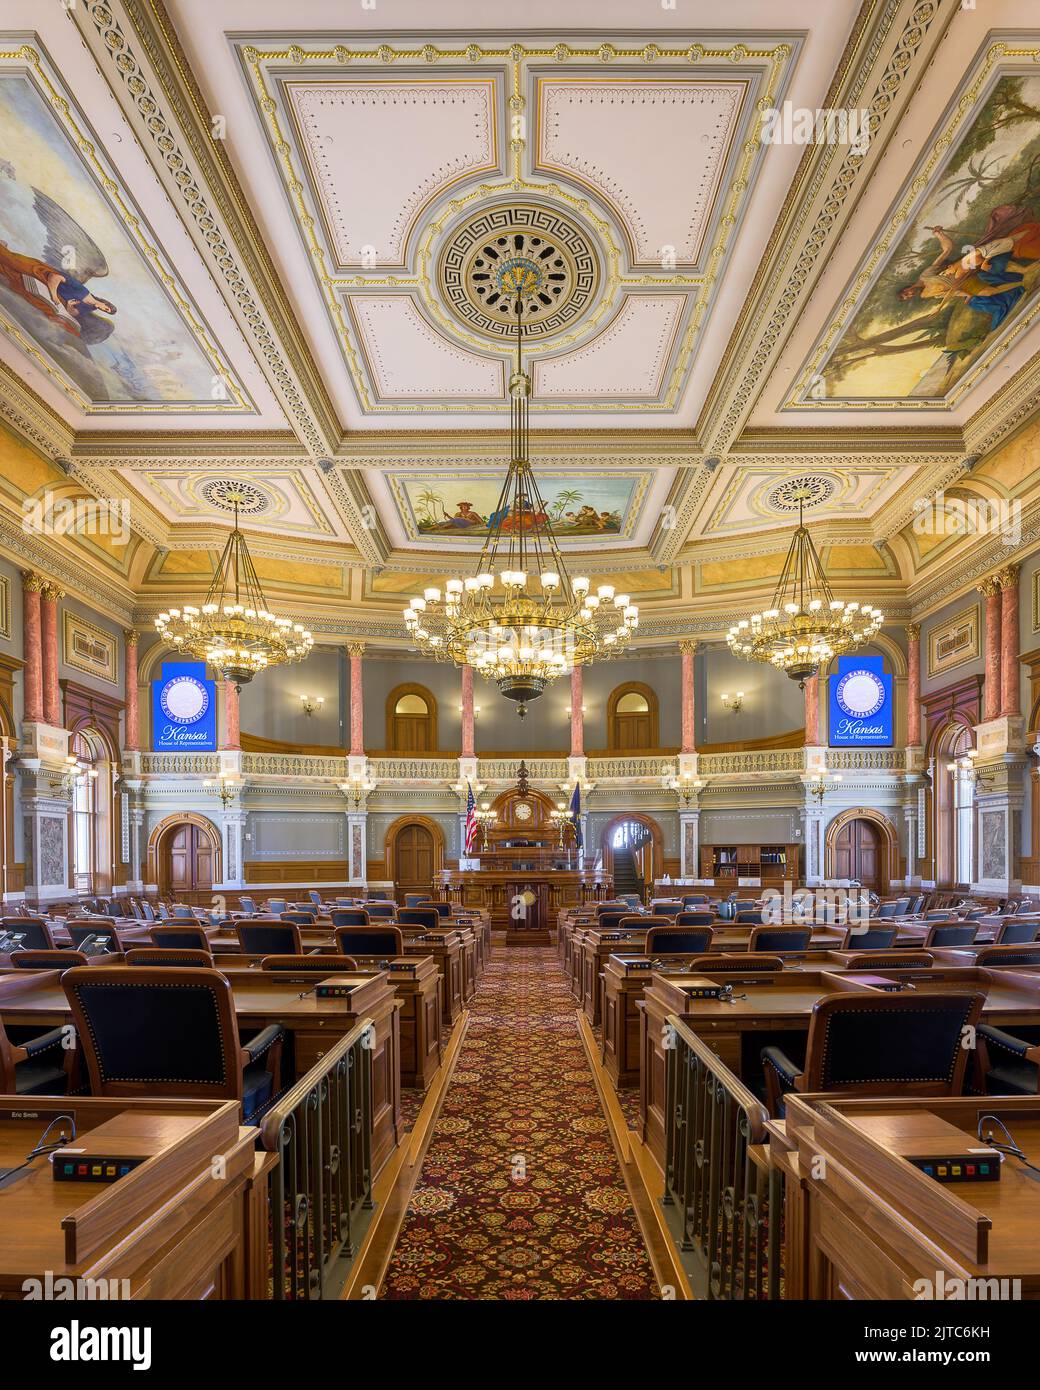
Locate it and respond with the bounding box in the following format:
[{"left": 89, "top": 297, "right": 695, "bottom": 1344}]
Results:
[
  {"left": 151, "top": 661, "right": 217, "bottom": 751},
  {"left": 828, "top": 655, "right": 892, "bottom": 747}
]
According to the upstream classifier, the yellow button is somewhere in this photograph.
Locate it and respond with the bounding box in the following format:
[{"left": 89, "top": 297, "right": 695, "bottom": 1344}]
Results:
[
  {"left": 91, "top": 1165, "right": 102, "bottom": 1176},
  {"left": 938, "top": 1166, "right": 948, "bottom": 1176},
  {"left": 952, "top": 1166, "right": 961, "bottom": 1176}
]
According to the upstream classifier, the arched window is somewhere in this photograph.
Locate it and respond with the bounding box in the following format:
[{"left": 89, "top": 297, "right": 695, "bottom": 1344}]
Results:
[
  {"left": 71, "top": 731, "right": 104, "bottom": 893},
  {"left": 935, "top": 724, "right": 974, "bottom": 888},
  {"left": 387, "top": 684, "right": 437, "bottom": 752},
  {"left": 607, "top": 682, "right": 659, "bottom": 750}
]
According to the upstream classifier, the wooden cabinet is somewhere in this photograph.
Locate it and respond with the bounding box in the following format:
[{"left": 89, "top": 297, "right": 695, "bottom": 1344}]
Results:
[{"left": 698, "top": 841, "right": 800, "bottom": 886}]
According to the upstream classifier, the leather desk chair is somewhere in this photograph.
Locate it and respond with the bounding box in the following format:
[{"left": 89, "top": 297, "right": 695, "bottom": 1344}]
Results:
[
  {"left": 1, "top": 916, "right": 58, "bottom": 950},
  {"left": 261, "top": 954, "right": 359, "bottom": 972},
  {"left": 280, "top": 910, "right": 316, "bottom": 926},
  {"left": 404, "top": 894, "right": 429, "bottom": 909},
  {"left": 838, "top": 925, "right": 898, "bottom": 950},
  {"left": 330, "top": 909, "right": 370, "bottom": 928},
  {"left": 644, "top": 925, "right": 715, "bottom": 955},
  {"left": 681, "top": 895, "right": 709, "bottom": 907},
  {"left": 419, "top": 901, "right": 453, "bottom": 919},
  {"left": 152, "top": 925, "right": 212, "bottom": 952},
  {"left": 66, "top": 920, "right": 125, "bottom": 952},
  {"left": 748, "top": 926, "right": 813, "bottom": 952},
  {"left": 236, "top": 921, "right": 303, "bottom": 956},
  {"left": 11, "top": 949, "right": 89, "bottom": 970},
  {"left": 994, "top": 919, "right": 1040, "bottom": 945},
  {"left": 238, "top": 896, "right": 258, "bottom": 915},
  {"left": 0, "top": 1014, "right": 76, "bottom": 1095},
  {"left": 676, "top": 911, "right": 715, "bottom": 927},
  {"left": 688, "top": 953, "right": 784, "bottom": 972},
  {"left": 650, "top": 901, "right": 684, "bottom": 918},
  {"left": 124, "top": 948, "right": 214, "bottom": 968},
  {"left": 922, "top": 922, "right": 978, "bottom": 949},
  {"left": 364, "top": 902, "right": 398, "bottom": 920},
  {"left": 974, "top": 945, "right": 1040, "bottom": 968},
  {"left": 397, "top": 908, "right": 440, "bottom": 934},
  {"left": 596, "top": 911, "right": 630, "bottom": 932},
  {"left": 333, "top": 926, "right": 405, "bottom": 958},
  {"left": 62, "top": 965, "right": 283, "bottom": 1122},
  {"left": 842, "top": 951, "right": 934, "bottom": 970},
  {"left": 735, "top": 909, "right": 765, "bottom": 924},
  {"left": 762, "top": 990, "right": 986, "bottom": 1118}
]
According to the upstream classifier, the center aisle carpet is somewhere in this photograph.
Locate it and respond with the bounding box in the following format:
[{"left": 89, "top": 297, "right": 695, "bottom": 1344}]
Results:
[{"left": 381, "top": 946, "right": 659, "bottom": 1299}]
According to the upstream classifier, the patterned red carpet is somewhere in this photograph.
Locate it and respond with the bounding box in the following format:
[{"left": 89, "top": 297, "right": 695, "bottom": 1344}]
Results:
[{"left": 381, "top": 946, "right": 659, "bottom": 1299}]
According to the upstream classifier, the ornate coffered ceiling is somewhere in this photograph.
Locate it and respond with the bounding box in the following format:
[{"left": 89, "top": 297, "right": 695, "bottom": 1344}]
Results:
[{"left": 2, "top": 0, "right": 1040, "bottom": 639}]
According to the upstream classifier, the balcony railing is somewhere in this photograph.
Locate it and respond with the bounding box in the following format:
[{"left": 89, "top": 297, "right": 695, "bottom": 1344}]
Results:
[
  {"left": 663, "top": 1014, "right": 782, "bottom": 1300},
  {"left": 260, "top": 1018, "right": 374, "bottom": 1300}
]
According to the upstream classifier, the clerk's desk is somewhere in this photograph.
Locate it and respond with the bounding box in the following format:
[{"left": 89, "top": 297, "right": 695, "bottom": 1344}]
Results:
[
  {"left": 773, "top": 1094, "right": 1040, "bottom": 1299},
  {"left": 0, "top": 1095, "right": 265, "bottom": 1299},
  {"left": 638, "top": 965, "right": 1040, "bottom": 1168},
  {"left": 0, "top": 966, "right": 402, "bottom": 1176}
]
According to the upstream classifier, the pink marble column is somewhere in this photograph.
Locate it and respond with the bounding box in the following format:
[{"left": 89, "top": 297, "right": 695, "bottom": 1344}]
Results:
[
  {"left": 569, "top": 665, "right": 584, "bottom": 757},
  {"left": 222, "top": 680, "right": 240, "bottom": 750},
  {"left": 461, "top": 664, "right": 475, "bottom": 758},
  {"left": 998, "top": 565, "right": 1021, "bottom": 717},
  {"left": 20, "top": 571, "right": 44, "bottom": 723},
  {"left": 679, "top": 640, "right": 696, "bottom": 754},
  {"left": 348, "top": 642, "right": 365, "bottom": 757},
  {"left": 980, "top": 577, "right": 1002, "bottom": 721},
  {"left": 41, "top": 583, "right": 63, "bottom": 727},
  {"left": 804, "top": 673, "right": 820, "bottom": 745},
  {"left": 905, "top": 622, "right": 921, "bottom": 746},
  {"left": 123, "top": 629, "right": 140, "bottom": 751}
]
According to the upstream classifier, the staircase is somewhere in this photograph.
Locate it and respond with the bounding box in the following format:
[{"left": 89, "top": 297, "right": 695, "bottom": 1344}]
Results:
[{"left": 612, "top": 846, "right": 643, "bottom": 902}]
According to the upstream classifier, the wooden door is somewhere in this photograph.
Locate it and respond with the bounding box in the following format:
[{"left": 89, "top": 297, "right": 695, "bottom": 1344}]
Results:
[
  {"left": 615, "top": 710, "right": 651, "bottom": 750},
  {"left": 161, "top": 824, "right": 214, "bottom": 896},
  {"left": 833, "top": 819, "right": 880, "bottom": 891},
  {"left": 394, "top": 823, "right": 435, "bottom": 898}
]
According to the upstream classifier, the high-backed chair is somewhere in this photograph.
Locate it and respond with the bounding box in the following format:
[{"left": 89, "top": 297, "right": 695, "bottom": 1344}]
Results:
[
  {"left": 238, "top": 895, "right": 258, "bottom": 915},
  {"left": 140, "top": 901, "right": 156, "bottom": 923},
  {"left": 675, "top": 910, "right": 715, "bottom": 927},
  {"left": 617, "top": 894, "right": 642, "bottom": 910},
  {"left": 152, "top": 925, "right": 211, "bottom": 952},
  {"left": 844, "top": 951, "right": 934, "bottom": 970},
  {"left": 974, "top": 945, "right": 1040, "bottom": 968},
  {"left": 645, "top": 925, "right": 714, "bottom": 955},
  {"left": 596, "top": 911, "right": 631, "bottom": 932},
  {"left": 236, "top": 921, "right": 303, "bottom": 956},
  {"left": 364, "top": 901, "right": 397, "bottom": 920},
  {"left": 397, "top": 908, "right": 440, "bottom": 933},
  {"left": 419, "top": 901, "right": 453, "bottom": 919},
  {"left": 877, "top": 897, "right": 911, "bottom": 919},
  {"left": 922, "top": 922, "right": 978, "bottom": 949},
  {"left": 11, "top": 949, "right": 89, "bottom": 970},
  {"left": 261, "top": 954, "right": 359, "bottom": 973},
  {"left": 973, "top": 1022, "right": 1040, "bottom": 1094},
  {"left": 748, "top": 926, "right": 813, "bottom": 953},
  {"left": 404, "top": 894, "right": 429, "bottom": 909},
  {"left": 839, "top": 925, "right": 898, "bottom": 950},
  {"left": 761, "top": 990, "right": 986, "bottom": 1117},
  {"left": 1, "top": 917, "right": 57, "bottom": 950},
  {"left": 906, "top": 895, "right": 926, "bottom": 916},
  {"left": 334, "top": 926, "right": 404, "bottom": 958},
  {"left": 124, "top": 948, "right": 215, "bottom": 969},
  {"left": 280, "top": 910, "right": 315, "bottom": 926},
  {"left": 734, "top": 909, "right": 765, "bottom": 924},
  {"left": 66, "top": 921, "right": 125, "bottom": 952},
  {"left": 964, "top": 909, "right": 987, "bottom": 922},
  {"left": 62, "top": 965, "right": 283, "bottom": 1121},
  {"left": 330, "top": 908, "right": 370, "bottom": 928},
  {"left": 688, "top": 953, "right": 784, "bottom": 973},
  {"left": 650, "top": 901, "right": 684, "bottom": 919},
  {"left": 0, "top": 1014, "right": 75, "bottom": 1094},
  {"left": 994, "top": 919, "right": 1040, "bottom": 945},
  {"left": 681, "top": 894, "right": 709, "bottom": 907},
  {"left": 617, "top": 914, "right": 667, "bottom": 933},
  {"left": 307, "top": 890, "right": 323, "bottom": 910}
]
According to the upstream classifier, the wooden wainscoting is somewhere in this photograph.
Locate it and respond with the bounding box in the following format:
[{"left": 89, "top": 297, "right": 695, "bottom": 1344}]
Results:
[{"left": 243, "top": 861, "right": 352, "bottom": 884}]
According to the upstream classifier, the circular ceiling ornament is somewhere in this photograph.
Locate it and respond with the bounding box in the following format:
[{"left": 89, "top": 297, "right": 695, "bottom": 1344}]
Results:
[
  {"left": 438, "top": 204, "right": 600, "bottom": 343},
  {"left": 765, "top": 475, "right": 837, "bottom": 514},
  {"left": 197, "top": 479, "right": 272, "bottom": 516}
]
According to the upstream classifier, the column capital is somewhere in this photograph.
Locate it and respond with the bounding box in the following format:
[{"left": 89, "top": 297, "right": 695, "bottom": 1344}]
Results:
[
  {"left": 905, "top": 621, "right": 920, "bottom": 641},
  {"left": 996, "top": 563, "right": 1020, "bottom": 591},
  {"left": 678, "top": 639, "right": 698, "bottom": 655},
  {"left": 979, "top": 575, "right": 1000, "bottom": 597},
  {"left": 41, "top": 582, "right": 64, "bottom": 602},
  {"left": 123, "top": 628, "right": 139, "bottom": 647},
  {"left": 347, "top": 641, "right": 366, "bottom": 657},
  {"left": 21, "top": 570, "right": 45, "bottom": 593}
]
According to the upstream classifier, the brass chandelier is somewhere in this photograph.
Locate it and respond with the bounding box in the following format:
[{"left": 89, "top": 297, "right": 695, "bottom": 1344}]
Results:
[
  {"left": 155, "top": 496, "right": 313, "bottom": 688},
  {"left": 403, "top": 267, "right": 637, "bottom": 716},
  {"left": 726, "top": 494, "right": 883, "bottom": 686}
]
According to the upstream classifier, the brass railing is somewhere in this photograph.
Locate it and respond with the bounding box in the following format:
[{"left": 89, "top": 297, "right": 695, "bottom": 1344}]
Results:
[
  {"left": 261, "top": 1018, "right": 374, "bottom": 1299},
  {"left": 663, "top": 1014, "right": 782, "bottom": 1300}
]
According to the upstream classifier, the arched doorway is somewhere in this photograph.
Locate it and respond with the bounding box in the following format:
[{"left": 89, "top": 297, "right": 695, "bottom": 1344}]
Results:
[
  {"left": 931, "top": 721, "right": 976, "bottom": 888},
  {"left": 832, "top": 818, "right": 881, "bottom": 891},
  {"left": 387, "top": 684, "right": 437, "bottom": 752},
  {"left": 607, "top": 682, "right": 659, "bottom": 750},
  {"left": 385, "top": 815, "right": 445, "bottom": 902},
  {"left": 825, "top": 808, "right": 899, "bottom": 894},
  {"left": 601, "top": 814, "right": 663, "bottom": 899},
  {"left": 148, "top": 813, "right": 222, "bottom": 898},
  {"left": 67, "top": 725, "right": 118, "bottom": 895}
]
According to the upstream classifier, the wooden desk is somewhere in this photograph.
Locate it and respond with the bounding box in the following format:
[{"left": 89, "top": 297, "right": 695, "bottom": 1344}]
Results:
[
  {"left": 0, "top": 968, "right": 402, "bottom": 1177},
  {"left": 0, "top": 1095, "right": 264, "bottom": 1298},
  {"left": 440, "top": 868, "right": 606, "bottom": 942},
  {"left": 774, "top": 1094, "right": 1040, "bottom": 1299}
]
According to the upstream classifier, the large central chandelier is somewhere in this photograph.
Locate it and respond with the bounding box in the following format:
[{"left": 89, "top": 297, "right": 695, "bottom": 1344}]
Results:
[
  {"left": 403, "top": 271, "right": 637, "bottom": 716},
  {"left": 155, "top": 495, "right": 313, "bottom": 687},
  {"left": 726, "top": 493, "right": 883, "bottom": 686}
]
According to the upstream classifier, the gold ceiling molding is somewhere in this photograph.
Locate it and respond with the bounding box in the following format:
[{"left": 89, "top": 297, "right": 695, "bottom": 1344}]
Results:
[
  {"left": 695, "top": 0, "right": 948, "bottom": 453},
  {"left": 73, "top": 0, "right": 341, "bottom": 454}
]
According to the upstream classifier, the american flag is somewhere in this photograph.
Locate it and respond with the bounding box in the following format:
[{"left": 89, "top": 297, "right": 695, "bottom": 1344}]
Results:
[{"left": 464, "top": 781, "right": 478, "bottom": 855}]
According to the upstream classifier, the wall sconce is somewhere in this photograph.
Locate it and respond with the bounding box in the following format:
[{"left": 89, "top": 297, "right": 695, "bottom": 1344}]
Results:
[
  {"left": 947, "top": 748, "right": 995, "bottom": 791},
  {"left": 299, "top": 694, "right": 325, "bottom": 717},
  {"left": 807, "top": 771, "right": 843, "bottom": 804},
  {"left": 457, "top": 703, "right": 481, "bottom": 718},
  {"left": 203, "top": 771, "right": 240, "bottom": 809},
  {"left": 339, "top": 773, "right": 376, "bottom": 810},
  {"left": 720, "top": 691, "right": 744, "bottom": 713},
  {"left": 56, "top": 754, "right": 98, "bottom": 795},
  {"left": 565, "top": 704, "right": 588, "bottom": 717},
  {"left": 669, "top": 770, "right": 704, "bottom": 807}
]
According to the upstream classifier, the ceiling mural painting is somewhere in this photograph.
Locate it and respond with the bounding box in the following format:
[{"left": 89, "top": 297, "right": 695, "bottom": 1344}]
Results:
[
  {"left": 793, "top": 44, "right": 1040, "bottom": 410},
  {"left": 0, "top": 48, "right": 249, "bottom": 415}
]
